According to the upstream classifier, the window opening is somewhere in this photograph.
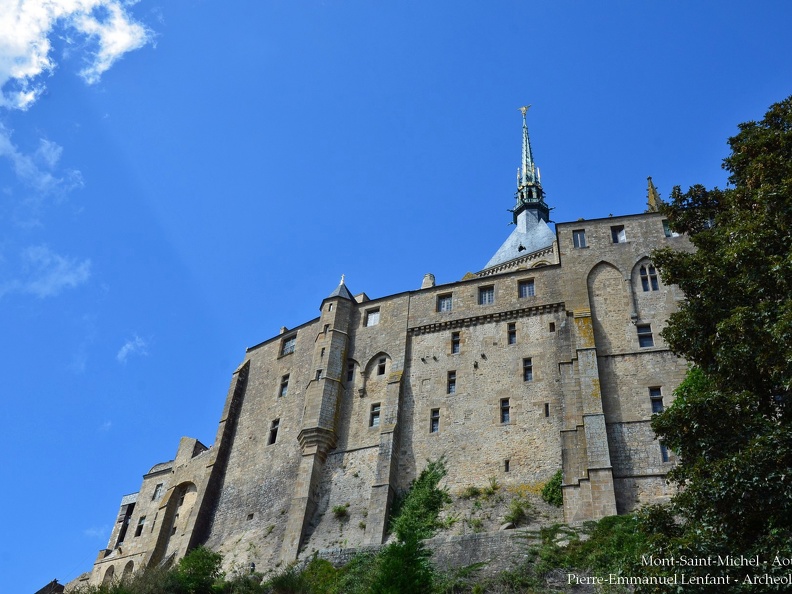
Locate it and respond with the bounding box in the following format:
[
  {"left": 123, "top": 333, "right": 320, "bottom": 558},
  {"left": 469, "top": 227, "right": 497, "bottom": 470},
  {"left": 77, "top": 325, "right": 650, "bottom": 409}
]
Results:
[
  {"left": 637, "top": 324, "right": 654, "bottom": 347},
  {"left": 523, "top": 358, "right": 533, "bottom": 381},
  {"left": 152, "top": 483, "right": 163, "bottom": 500},
  {"left": 662, "top": 219, "right": 680, "bottom": 238},
  {"left": 611, "top": 225, "right": 627, "bottom": 243},
  {"left": 347, "top": 362, "right": 355, "bottom": 382},
  {"left": 572, "top": 229, "right": 587, "bottom": 248},
  {"left": 365, "top": 309, "right": 380, "bottom": 327},
  {"left": 315, "top": 369, "right": 323, "bottom": 380},
  {"left": 549, "top": 322, "right": 556, "bottom": 332},
  {"left": 504, "top": 459, "right": 510, "bottom": 472},
  {"left": 320, "top": 347, "right": 325, "bottom": 358},
  {"left": 544, "top": 402, "right": 550, "bottom": 417},
  {"left": 279, "top": 374, "right": 289, "bottom": 397},
  {"left": 324, "top": 324, "right": 330, "bottom": 333},
  {"left": 500, "top": 399, "right": 510, "bottom": 423},
  {"left": 377, "top": 357, "right": 386, "bottom": 376},
  {"left": 507, "top": 322, "right": 517, "bottom": 345},
  {"left": 660, "top": 443, "right": 670, "bottom": 463},
  {"left": 370, "top": 404, "right": 381, "bottom": 427},
  {"left": 650, "top": 387, "right": 663, "bottom": 413},
  {"left": 269, "top": 419, "right": 280, "bottom": 444},
  {"left": 437, "top": 294, "right": 453, "bottom": 312},
  {"left": 430, "top": 409, "right": 440, "bottom": 433},
  {"left": 640, "top": 264, "right": 659, "bottom": 291},
  {"left": 451, "top": 332, "right": 460, "bottom": 354},
  {"left": 518, "top": 279, "right": 535, "bottom": 298},
  {"left": 447, "top": 371, "right": 456, "bottom": 394},
  {"left": 135, "top": 517, "right": 146, "bottom": 537},
  {"left": 281, "top": 335, "right": 296, "bottom": 356},
  {"left": 478, "top": 286, "right": 495, "bottom": 305}
]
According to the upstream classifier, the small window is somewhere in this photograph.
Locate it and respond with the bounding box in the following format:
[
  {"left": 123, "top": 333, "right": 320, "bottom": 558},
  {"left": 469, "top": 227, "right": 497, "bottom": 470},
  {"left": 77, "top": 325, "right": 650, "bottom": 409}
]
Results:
[
  {"left": 370, "top": 403, "right": 381, "bottom": 427},
  {"left": 377, "top": 357, "right": 386, "bottom": 376},
  {"left": 504, "top": 459, "right": 510, "bottom": 472},
  {"left": 320, "top": 347, "right": 326, "bottom": 358},
  {"left": 269, "top": 419, "right": 280, "bottom": 444},
  {"left": 640, "top": 264, "right": 659, "bottom": 291},
  {"left": 152, "top": 483, "right": 163, "bottom": 500},
  {"left": 572, "top": 229, "right": 587, "bottom": 248},
  {"left": 549, "top": 322, "right": 556, "bottom": 333},
  {"left": 437, "top": 294, "right": 453, "bottom": 312},
  {"left": 518, "top": 279, "right": 535, "bottom": 298},
  {"left": 328, "top": 303, "right": 333, "bottom": 311},
  {"left": 447, "top": 371, "right": 456, "bottom": 394},
  {"left": 135, "top": 517, "right": 146, "bottom": 537},
  {"left": 430, "top": 409, "right": 440, "bottom": 433},
  {"left": 324, "top": 324, "right": 330, "bottom": 333},
  {"left": 544, "top": 402, "right": 550, "bottom": 417},
  {"left": 365, "top": 309, "right": 380, "bottom": 327},
  {"left": 650, "top": 387, "right": 663, "bottom": 413},
  {"left": 315, "top": 369, "right": 323, "bottom": 380},
  {"left": 611, "top": 225, "right": 627, "bottom": 243},
  {"left": 451, "top": 332, "right": 460, "bottom": 354},
  {"left": 660, "top": 442, "right": 670, "bottom": 463},
  {"left": 347, "top": 362, "right": 355, "bottom": 382},
  {"left": 478, "top": 286, "right": 495, "bottom": 305},
  {"left": 507, "top": 322, "right": 517, "bottom": 345},
  {"left": 662, "top": 219, "right": 680, "bottom": 238},
  {"left": 637, "top": 324, "right": 654, "bottom": 347},
  {"left": 500, "top": 398, "right": 510, "bottom": 423},
  {"left": 281, "top": 335, "right": 296, "bottom": 356},
  {"left": 279, "top": 374, "right": 289, "bottom": 397},
  {"left": 523, "top": 358, "right": 533, "bottom": 382}
]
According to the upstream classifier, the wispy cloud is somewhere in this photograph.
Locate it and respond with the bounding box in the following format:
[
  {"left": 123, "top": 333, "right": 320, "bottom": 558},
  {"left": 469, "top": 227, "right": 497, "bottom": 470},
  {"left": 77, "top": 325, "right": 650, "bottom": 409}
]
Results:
[
  {"left": 0, "top": 245, "right": 91, "bottom": 298},
  {"left": 83, "top": 525, "right": 109, "bottom": 539},
  {"left": 117, "top": 334, "right": 148, "bottom": 363},
  {"left": 0, "top": 0, "right": 152, "bottom": 109},
  {"left": 99, "top": 420, "right": 112, "bottom": 432}
]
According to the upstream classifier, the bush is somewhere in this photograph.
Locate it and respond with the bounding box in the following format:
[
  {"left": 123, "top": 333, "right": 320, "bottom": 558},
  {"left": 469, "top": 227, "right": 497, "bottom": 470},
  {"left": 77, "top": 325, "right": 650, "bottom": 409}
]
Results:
[
  {"left": 174, "top": 546, "right": 224, "bottom": 594},
  {"left": 541, "top": 469, "right": 563, "bottom": 507},
  {"left": 331, "top": 504, "right": 349, "bottom": 519}
]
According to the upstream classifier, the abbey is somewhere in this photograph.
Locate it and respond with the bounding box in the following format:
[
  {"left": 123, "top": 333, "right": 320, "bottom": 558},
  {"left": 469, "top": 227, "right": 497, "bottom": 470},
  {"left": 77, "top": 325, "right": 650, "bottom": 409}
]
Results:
[{"left": 78, "top": 111, "right": 688, "bottom": 586}]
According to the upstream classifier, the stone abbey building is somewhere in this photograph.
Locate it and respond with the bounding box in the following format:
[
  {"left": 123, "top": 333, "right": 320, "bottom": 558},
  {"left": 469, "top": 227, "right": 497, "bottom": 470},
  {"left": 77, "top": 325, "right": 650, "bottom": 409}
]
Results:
[{"left": 79, "top": 110, "right": 689, "bottom": 586}]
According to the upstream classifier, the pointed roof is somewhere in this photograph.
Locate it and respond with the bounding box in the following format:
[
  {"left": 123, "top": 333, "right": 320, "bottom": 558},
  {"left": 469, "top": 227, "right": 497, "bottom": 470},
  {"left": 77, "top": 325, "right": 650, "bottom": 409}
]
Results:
[
  {"left": 646, "top": 176, "right": 661, "bottom": 212},
  {"left": 327, "top": 274, "right": 354, "bottom": 300},
  {"left": 512, "top": 106, "right": 550, "bottom": 224}
]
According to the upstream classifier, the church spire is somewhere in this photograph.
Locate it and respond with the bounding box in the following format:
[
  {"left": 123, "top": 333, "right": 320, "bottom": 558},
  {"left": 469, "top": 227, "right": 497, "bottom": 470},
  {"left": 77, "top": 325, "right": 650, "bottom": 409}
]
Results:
[
  {"left": 513, "top": 106, "right": 549, "bottom": 224},
  {"left": 646, "top": 176, "right": 661, "bottom": 212}
]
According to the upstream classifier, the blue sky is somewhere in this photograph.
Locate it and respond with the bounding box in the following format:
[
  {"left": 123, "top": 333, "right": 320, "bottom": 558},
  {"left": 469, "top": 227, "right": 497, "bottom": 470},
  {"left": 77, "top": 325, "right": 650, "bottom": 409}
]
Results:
[{"left": 1, "top": 1, "right": 790, "bottom": 590}]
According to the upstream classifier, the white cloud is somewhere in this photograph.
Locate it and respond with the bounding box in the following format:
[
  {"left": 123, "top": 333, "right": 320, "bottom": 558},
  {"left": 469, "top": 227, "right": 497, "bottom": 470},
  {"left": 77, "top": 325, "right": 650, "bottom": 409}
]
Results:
[
  {"left": 0, "top": 0, "right": 152, "bottom": 109},
  {"left": 83, "top": 525, "right": 109, "bottom": 539},
  {"left": 0, "top": 244, "right": 91, "bottom": 298},
  {"left": 99, "top": 420, "right": 112, "bottom": 432},
  {"left": 0, "top": 123, "right": 83, "bottom": 197},
  {"left": 116, "top": 334, "right": 148, "bottom": 363}
]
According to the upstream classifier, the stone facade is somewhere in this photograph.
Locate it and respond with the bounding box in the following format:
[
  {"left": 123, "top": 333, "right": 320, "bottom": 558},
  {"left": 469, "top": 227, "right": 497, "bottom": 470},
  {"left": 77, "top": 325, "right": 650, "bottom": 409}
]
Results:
[{"left": 74, "top": 120, "right": 691, "bottom": 586}]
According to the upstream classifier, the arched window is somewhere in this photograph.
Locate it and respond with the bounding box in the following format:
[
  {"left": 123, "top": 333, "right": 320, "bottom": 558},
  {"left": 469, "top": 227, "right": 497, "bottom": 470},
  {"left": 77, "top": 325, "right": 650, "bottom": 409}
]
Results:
[
  {"left": 103, "top": 565, "right": 115, "bottom": 585},
  {"left": 123, "top": 561, "right": 134, "bottom": 579},
  {"left": 639, "top": 264, "right": 659, "bottom": 291}
]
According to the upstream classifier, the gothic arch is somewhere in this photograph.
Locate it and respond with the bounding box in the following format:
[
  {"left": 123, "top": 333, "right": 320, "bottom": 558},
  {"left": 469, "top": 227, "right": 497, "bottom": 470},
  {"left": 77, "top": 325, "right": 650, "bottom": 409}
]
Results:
[
  {"left": 122, "top": 560, "right": 134, "bottom": 579},
  {"left": 630, "top": 257, "right": 661, "bottom": 294},
  {"left": 363, "top": 352, "right": 392, "bottom": 382},
  {"left": 587, "top": 261, "right": 630, "bottom": 356},
  {"left": 102, "top": 565, "right": 115, "bottom": 585}
]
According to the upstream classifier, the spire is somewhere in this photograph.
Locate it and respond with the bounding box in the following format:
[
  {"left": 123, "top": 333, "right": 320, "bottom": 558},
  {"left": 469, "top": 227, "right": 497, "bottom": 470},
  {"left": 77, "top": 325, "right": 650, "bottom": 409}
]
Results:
[
  {"left": 646, "top": 176, "right": 661, "bottom": 212},
  {"left": 327, "top": 275, "right": 354, "bottom": 301},
  {"left": 512, "top": 106, "right": 549, "bottom": 224}
]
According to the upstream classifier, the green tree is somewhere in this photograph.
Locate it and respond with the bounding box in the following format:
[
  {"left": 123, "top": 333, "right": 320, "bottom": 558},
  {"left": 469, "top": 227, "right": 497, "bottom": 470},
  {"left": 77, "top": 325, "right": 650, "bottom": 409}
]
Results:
[
  {"left": 650, "top": 96, "right": 792, "bottom": 582},
  {"left": 173, "top": 546, "right": 225, "bottom": 594}
]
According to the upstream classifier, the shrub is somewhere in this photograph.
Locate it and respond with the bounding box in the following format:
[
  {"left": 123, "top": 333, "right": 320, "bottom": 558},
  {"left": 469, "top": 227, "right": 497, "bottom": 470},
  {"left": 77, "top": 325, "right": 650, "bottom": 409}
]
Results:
[
  {"left": 541, "top": 469, "right": 563, "bottom": 507},
  {"left": 331, "top": 504, "right": 349, "bottom": 519},
  {"left": 504, "top": 497, "right": 531, "bottom": 527}
]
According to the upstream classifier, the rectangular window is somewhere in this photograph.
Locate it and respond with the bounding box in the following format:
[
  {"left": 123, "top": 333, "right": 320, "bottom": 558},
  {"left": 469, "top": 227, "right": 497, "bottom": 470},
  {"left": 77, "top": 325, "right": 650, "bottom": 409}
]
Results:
[
  {"left": 152, "top": 483, "right": 163, "bottom": 500},
  {"left": 447, "top": 371, "right": 456, "bottom": 394},
  {"left": 662, "top": 219, "right": 680, "bottom": 238},
  {"left": 377, "top": 357, "right": 386, "bottom": 375},
  {"left": 451, "top": 332, "right": 460, "bottom": 354},
  {"left": 437, "top": 294, "right": 453, "bottom": 312},
  {"left": 640, "top": 264, "right": 660, "bottom": 291},
  {"left": 637, "top": 324, "right": 654, "bottom": 347},
  {"left": 370, "top": 403, "right": 381, "bottom": 427},
  {"left": 500, "top": 398, "right": 510, "bottom": 423},
  {"left": 279, "top": 374, "right": 289, "bottom": 397},
  {"left": 134, "top": 516, "right": 146, "bottom": 537},
  {"left": 365, "top": 308, "right": 380, "bottom": 327},
  {"left": 549, "top": 322, "right": 556, "bottom": 332},
  {"left": 320, "top": 347, "right": 325, "bottom": 358},
  {"left": 507, "top": 322, "right": 517, "bottom": 345},
  {"left": 430, "top": 408, "right": 440, "bottom": 433},
  {"left": 281, "top": 335, "right": 296, "bottom": 356},
  {"left": 523, "top": 358, "right": 533, "bottom": 381},
  {"left": 478, "top": 286, "right": 495, "bottom": 305},
  {"left": 544, "top": 402, "right": 550, "bottom": 417},
  {"left": 572, "top": 229, "right": 587, "bottom": 248},
  {"left": 347, "top": 362, "right": 355, "bottom": 382},
  {"left": 315, "top": 369, "right": 323, "bottom": 380},
  {"left": 518, "top": 279, "right": 535, "bottom": 298},
  {"left": 324, "top": 324, "right": 330, "bottom": 333},
  {"left": 611, "top": 225, "right": 627, "bottom": 243},
  {"left": 504, "top": 459, "right": 510, "bottom": 472},
  {"left": 650, "top": 387, "right": 663, "bottom": 413},
  {"left": 660, "top": 442, "right": 670, "bottom": 463},
  {"left": 268, "top": 419, "right": 280, "bottom": 444}
]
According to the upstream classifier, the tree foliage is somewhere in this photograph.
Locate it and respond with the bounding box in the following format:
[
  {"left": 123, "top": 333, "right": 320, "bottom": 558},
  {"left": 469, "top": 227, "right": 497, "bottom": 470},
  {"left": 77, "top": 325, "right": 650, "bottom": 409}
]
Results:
[{"left": 650, "top": 95, "right": 792, "bottom": 578}]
